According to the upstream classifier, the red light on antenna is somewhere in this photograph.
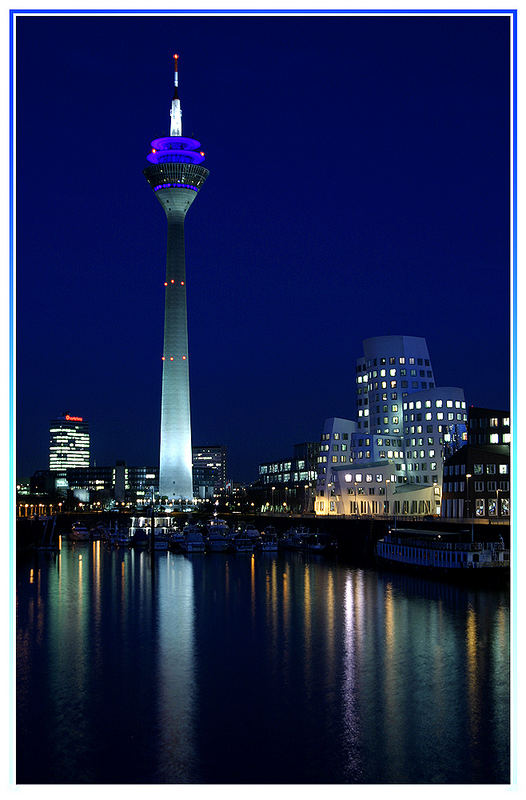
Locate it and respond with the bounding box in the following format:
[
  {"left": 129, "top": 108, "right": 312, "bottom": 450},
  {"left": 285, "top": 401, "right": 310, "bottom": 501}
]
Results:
[
  {"left": 200, "top": 152, "right": 204, "bottom": 156},
  {"left": 173, "top": 54, "right": 179, "bottom": 59},
  {"left": 152, "top": 148, "right": 157, "bottom": 153}
]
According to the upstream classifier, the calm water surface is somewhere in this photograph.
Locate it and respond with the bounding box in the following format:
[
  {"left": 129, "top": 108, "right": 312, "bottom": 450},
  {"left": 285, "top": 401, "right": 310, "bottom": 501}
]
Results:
[{"left": 17, "top": 542, "right": 509, "bottom": 784}]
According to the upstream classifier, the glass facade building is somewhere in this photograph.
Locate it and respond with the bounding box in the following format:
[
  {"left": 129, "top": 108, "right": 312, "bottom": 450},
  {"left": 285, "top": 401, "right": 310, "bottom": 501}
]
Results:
[{"left": 49, "top": 414, "right": 90, "bottom": 472}]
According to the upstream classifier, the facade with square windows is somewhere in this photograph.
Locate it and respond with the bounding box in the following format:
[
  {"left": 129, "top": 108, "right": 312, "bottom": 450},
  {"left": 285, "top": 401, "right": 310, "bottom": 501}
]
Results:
[
  {"left": 441, "top": 444, "right": 510, "bottom": 519},
  {"left": 315, "top": 336, "right": 466, "bottom": 517},
  {"left": 467, "top": 407, "right": 510, "bottom": 447},
  {"left": 402, "top": 386, "right": 467, "bottom": 506},
  {"left": 258, "top": 441, "right": 319, "bottom": 512},
  {"left": 316, "top": 460, "right": 438, "bottom": 517}
]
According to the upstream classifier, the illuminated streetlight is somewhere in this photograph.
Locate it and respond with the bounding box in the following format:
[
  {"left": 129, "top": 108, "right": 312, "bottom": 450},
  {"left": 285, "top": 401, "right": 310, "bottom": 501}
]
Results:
[{"left": 465, "top": 473, "right": 472, "bottom": 521}]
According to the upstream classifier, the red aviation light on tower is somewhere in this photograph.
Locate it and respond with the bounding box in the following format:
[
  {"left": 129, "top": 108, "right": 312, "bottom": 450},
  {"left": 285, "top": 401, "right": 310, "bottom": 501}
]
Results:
[{"left": 65, "top": 415, "right": 83, "bottom": 422}]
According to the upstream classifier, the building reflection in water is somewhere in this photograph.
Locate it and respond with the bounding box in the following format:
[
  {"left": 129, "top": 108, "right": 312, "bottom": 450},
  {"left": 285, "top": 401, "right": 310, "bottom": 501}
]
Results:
[
  {"left": 16, "top": 545, "right": 509, "bottom": 784},
  {"left": 303, "top": 564, "right": 312, "bottom": 694},
  {"left": 342, "top": 570, "right": 362, "bottom": 779},
  {"left": 156, "top": 554, "right": 197, "bottom": 782},
  {"left": 466, "top": 604, "right": 480, "bottom": 756},
  {"left": 325, "top": 569, "right": 335, "bottom": 685}
]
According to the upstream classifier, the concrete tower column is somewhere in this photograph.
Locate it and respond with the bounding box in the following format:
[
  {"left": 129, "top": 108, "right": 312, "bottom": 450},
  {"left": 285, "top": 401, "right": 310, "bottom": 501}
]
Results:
[{"left": 143, "top": 57, "right": 209, "bottom": 503}]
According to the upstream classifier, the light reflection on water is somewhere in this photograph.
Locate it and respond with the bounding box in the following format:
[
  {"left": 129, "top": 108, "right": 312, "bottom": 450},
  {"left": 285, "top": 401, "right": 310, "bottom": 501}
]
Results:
[{"left": 17, "top": 545, "right": 509, "bottom": 784}]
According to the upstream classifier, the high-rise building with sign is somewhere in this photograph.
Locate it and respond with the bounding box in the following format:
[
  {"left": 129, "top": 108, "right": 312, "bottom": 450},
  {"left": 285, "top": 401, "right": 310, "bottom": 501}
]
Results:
[
  {"left": 49, "top": 413, "right": 90, "bottom": 472},
  {"left": 144, "top": 54, "right": 209, "bottom": 502}
]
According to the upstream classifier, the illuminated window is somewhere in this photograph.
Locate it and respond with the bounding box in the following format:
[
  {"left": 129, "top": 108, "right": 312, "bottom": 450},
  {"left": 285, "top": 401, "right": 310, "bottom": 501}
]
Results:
[{"left": 490, "top": 433, "right": 499, "bottom": 444}]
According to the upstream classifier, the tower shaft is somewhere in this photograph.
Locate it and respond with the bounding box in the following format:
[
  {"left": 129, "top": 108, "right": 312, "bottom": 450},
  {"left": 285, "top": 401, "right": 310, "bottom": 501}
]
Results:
[
  {"left": 144, "top": 163, "right": 209, "bottom": 502},
  {"left": 159, "top": 211, "right": 191, "bottom": 499}
]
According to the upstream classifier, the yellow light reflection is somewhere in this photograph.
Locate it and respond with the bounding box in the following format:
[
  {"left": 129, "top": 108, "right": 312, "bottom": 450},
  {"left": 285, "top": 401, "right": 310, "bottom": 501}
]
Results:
[
  {"left": 304, "top": 564, "right": 312, "bottom": 692},
  {"left": 385, "top": 582, "right": 394, "bottom": 656},
  {"left": 326, "top": 570, "right": 335, "bottom": 680},
  {"left": 466, "top": 605, "right": 479, "bottom": 748}
]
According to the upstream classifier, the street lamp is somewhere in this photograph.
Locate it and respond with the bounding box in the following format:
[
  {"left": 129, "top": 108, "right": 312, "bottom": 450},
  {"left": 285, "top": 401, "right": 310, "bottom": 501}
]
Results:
[
  {"left": 465, "top": 473, "right": 474, "bottom": 541},
  {"left": 465, "top": 473, "right": 472, "bottom": 521}
]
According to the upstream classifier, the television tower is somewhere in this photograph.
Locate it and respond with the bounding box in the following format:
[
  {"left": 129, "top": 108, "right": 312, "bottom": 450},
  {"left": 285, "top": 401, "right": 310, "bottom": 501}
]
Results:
[{"left": 144, "top": 55, "right": 209, "bottom": 502}]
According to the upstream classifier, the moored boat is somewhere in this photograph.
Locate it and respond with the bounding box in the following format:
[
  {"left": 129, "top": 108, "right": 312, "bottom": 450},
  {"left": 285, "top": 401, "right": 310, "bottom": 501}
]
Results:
[
  {"left": 181, "top": 524, "right": 206, "bottom": 553},
  {"left": 206, "top": 519, "right": 232, "bottom": 552},
  {"left": 70, "top": 522, "right": 90, "bottom": 542},
  {"left": 303, "top": 533, "right": 327, "bottom": 552},
  {"left": 258, "top": 536, "right": 278, "bottom": 552},
  {"left": 234, "top": 536, "right": 253, "bottom": 553},
  {"left": 376, "top": 527, "right": 509, "bottom": 580}
]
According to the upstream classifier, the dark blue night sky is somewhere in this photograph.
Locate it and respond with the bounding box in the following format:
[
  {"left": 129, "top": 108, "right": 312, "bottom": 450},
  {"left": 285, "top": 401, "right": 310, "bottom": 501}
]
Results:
[{"left": 16, "top": 13, "right": 510, "bottom": 482}]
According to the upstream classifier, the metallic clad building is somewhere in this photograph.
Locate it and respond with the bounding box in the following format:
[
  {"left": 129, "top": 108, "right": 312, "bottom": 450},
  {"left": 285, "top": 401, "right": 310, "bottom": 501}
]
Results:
[{"left": 144, "top": 55, "right": 209, "bottom": 501}]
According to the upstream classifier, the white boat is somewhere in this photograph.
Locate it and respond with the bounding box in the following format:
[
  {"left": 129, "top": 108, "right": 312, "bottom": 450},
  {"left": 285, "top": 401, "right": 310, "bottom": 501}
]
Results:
[
  {"left": 181, "top": 525, "right": 206, "bottom": 553},
  {"left": 244, "top": 524, "right": 261, "bottom": 544},
  {"left": 376, "top": 528, "right": 510, "bottom": 577},
  {"left": 70, "top": 522, "right": 90, "bottom": 541},
  {"left": 206, "top": 519, "right": 231, "bottom": 552}
]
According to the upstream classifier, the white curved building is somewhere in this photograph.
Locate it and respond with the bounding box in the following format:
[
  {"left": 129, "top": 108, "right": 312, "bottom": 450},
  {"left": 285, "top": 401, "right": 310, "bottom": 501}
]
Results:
[{"left": 315, "top": 336, "right": 467, "bottom": 517}]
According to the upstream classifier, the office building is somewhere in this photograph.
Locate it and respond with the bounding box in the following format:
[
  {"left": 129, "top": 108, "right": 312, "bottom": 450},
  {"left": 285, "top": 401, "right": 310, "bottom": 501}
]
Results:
[
  {"left": 442, "top": 407, "right": 510, "bottom": 519},
  {"left": 315, "top": 336, "right": 467, "bottom": 517},
  {"left": 49, "top": 413, "right": 90, "bottom": 472},
  {"left": 144, "top": 55, "right": 209, "bottom": 502},
  {"left": 258, "top": 441, "right": 319, "bottom": 512},
  {"left": 192, "top": 445, "right": 227, "bottom": 492}
]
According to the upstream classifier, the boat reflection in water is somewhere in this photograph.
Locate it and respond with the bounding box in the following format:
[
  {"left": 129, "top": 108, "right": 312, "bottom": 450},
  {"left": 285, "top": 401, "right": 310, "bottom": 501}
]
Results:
[{"left": 16, "top": 545, "right": 509, "bottom": 784}]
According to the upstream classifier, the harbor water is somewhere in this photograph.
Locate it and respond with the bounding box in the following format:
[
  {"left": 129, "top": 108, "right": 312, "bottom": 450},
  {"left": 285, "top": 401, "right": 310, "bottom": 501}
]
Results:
[{"left": 17, "top": 542, "right": 509, "bottom": 783}]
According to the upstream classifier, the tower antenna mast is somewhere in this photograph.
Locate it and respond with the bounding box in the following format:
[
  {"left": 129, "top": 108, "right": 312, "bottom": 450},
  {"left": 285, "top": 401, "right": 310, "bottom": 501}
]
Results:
[{"left": 170, "top": 53, "right": 182, "bottom": 137}]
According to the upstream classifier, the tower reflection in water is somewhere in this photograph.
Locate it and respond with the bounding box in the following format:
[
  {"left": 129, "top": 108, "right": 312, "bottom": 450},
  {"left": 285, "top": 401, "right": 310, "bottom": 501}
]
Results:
[{"left": 16, "top": 546, "right": 509, "bottom": 784}]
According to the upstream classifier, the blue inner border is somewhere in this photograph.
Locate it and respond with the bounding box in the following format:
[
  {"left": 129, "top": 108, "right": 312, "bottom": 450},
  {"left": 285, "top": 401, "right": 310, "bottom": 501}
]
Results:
[{"left": 9, "top": 7, "right": 517, "bottom": 787}]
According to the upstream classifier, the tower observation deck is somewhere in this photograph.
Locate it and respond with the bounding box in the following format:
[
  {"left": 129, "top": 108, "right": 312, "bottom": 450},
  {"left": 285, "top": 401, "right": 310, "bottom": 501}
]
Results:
[{"left": 144, "top": 55, "right": 209, "bottom": 502}]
